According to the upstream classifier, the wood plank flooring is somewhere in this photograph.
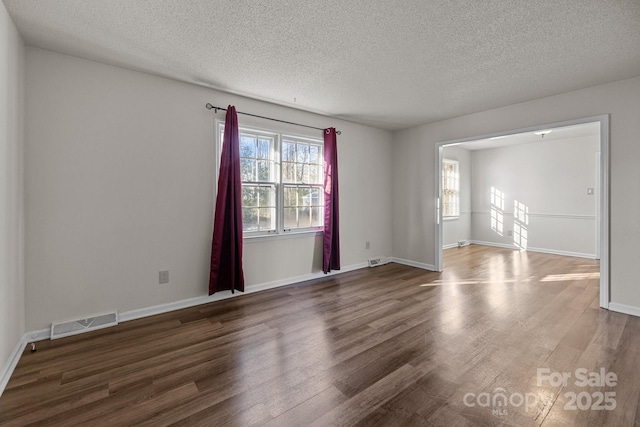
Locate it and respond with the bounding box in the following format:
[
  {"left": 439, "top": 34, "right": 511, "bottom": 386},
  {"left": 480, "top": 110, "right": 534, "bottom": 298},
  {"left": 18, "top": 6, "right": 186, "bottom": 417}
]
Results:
[{"left": 1, "top": 245, "right": 638, "bottom": 426}]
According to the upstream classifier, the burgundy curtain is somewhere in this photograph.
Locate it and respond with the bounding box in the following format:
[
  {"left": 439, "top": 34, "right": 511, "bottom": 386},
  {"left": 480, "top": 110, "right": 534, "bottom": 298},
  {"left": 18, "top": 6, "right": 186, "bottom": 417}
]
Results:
[
  {"left": 323, "top": 128, "right": 340, "bottom": 273},
  {"left": 209, "top": 106, "right": 244, "bottom": 294}
]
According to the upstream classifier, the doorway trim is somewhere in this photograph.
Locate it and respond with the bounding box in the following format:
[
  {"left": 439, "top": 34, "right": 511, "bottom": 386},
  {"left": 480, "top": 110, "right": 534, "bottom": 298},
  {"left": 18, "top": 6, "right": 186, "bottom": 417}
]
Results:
[{"left": 434, "top": 115, "right": 610, "bottom": 309}]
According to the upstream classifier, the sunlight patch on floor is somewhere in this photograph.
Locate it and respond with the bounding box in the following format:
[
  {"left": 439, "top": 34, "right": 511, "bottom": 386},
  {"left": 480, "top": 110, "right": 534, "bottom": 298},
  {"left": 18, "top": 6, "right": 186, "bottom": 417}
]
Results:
[
  {"left": 420, "top": 278, "right": 529, "bottom": 287},
  {"left": 540, "top": 272, "right": 600, "bottom": 282}
]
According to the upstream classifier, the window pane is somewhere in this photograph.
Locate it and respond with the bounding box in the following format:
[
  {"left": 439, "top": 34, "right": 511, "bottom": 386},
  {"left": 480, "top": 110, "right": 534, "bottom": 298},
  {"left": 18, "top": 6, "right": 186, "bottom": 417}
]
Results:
[
  {"left": 282, "top": 141, "right": 295, "bottom": 161},
  {"left": 297, "top": 144, "right": 310, "bottom": 163},
  {"left": 282, "top": 162, "right": 295, "bottom": 183},
  {"left": 242, "top": 208, "right": 258, "bottom": 231},
  {"left": 308, "top": 165, "right": 320, "bottom": 184},
  {"left": 257, "top": 160, "right": 270, "bottom": 181},
  {"left": 299, "top": 187, "right": 311, "bottom": 206},
  {"left": 311, "top": 207, "right": 323, "bottom": 227},
  {"left": 258, "top": 186, "right": 274, "bottom": 207},
  {"left": 257, "top": 138, "right": 271, "bottom": 159},
  {"left": 309, "top": 145, "right": 320, "bottom": 163},
  {"left": 284, "top": 186, "right": 296, "bottom": 206},
  {"left": 284, "top": 207, "right": 297, "bottom": 228},
  {"left": 442, "top": 160, "right": 459, "bottom": 217},
  {"left": 298, "top": 207, "right": 311, "bottom": 227},
  {"left": 300, "top": 188, "right": 307, "bottom": 206},
  {"left": 282, "top": 184, "right": 323, "bottom": 229},
  {"left": 242, "top": 186, "right": 257, "bottom": 207},
  {"left": 259, "top": 208, "right": 275, "bottom": 231},
  {"left": 311, "top": 187, "right": 322, "bottom": 206},
  {"left": 293, "top": 164, "right": 300, "bottom": 182},
  {"left": 295, "top": 164, "right": 307, "bottom": 183},
  {"left": 240, "top": 135, "right": 256, "bottom": 158},
  {"left": 241, "top": 159, "right": 256, "bottom": 181}
]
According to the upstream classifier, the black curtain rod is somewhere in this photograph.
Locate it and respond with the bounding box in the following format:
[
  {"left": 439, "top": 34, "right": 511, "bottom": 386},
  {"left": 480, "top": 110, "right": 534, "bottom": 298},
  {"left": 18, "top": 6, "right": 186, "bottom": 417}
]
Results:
[{"left": 205, "top": 103, "right": 341, "bottom": 135}]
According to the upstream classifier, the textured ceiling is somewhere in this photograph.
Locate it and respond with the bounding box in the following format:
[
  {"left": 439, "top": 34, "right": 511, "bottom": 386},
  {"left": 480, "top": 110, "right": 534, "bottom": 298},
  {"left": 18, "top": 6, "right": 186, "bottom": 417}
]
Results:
[{"left": 4, "top": 0, "right": 640, "bottom": 130}]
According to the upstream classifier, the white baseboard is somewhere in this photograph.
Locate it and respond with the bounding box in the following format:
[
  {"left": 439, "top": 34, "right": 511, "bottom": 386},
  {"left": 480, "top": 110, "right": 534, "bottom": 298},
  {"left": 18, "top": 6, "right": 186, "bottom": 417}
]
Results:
[
  {"left": 118, "top": 294, "right": 231, "bottom": 323},
  {"left": 246, "top": 262, "right": 368, "bottom": 293},
  {"left": 470, "top": 240, "right": 518, "bottom": 250},
  {"left": 391, "top": 257, "right": 436, "bottom": 271},
  {"left": 442, "top": 243, "right": 459, "bottom": 250},
  {"left": 526, "top": 246, "right": 596, "bottom": 259},
  {"left": 608, "top": 302, "right": 640, "bottom": 318},
  {"left": 0, "top": 336, "right": 25, "bottom": 397},
  {"left": 1, "top": 333, "right": 27, "bottom": 397},
  {"left": 119, "top": 261, "right": 368, "bottom": 323},
  {"left": 0, "top": 327, "right": 51, "bottom": 397},
  {"left": 470, "top": 240, "right": 596, "bottom": 259}
]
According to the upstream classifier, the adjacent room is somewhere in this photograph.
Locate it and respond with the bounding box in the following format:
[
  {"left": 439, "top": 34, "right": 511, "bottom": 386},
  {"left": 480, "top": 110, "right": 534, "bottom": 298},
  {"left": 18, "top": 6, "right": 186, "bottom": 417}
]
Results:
[
  {"left": 1, "top": 1, "right": 640, "bottom": 425},
  {"left": 441, "top": 121, "right": 601, "bottom": 260}
]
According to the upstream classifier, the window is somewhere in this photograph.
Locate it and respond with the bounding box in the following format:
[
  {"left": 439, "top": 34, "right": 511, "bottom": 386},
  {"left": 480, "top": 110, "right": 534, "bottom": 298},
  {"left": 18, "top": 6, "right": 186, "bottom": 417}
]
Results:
[
  {"left": 442, "top": 159, "right": 460, "bottom": 218},
  {"left": 513, "top": 200, "right": 529, "bottom": 250},
  {"left": 490, "top": 186, "right": 505, "bottom": 236},
  {"left": 282, "top": 138, "right": 324, "bottom": 230},
  {"left": 218, "top": 123, "right": 324, "bottom": 236},
  {"left": 239, "top": 132, "right": 277, "bottom": 233}
]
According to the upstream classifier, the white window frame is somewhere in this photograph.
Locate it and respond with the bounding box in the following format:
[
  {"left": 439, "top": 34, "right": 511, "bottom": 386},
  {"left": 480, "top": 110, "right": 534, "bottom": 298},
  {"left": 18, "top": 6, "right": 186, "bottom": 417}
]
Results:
[
  {"left": 442, "top": 159, "right": 460, "bottom": 219},
  {"left": 216, "top": 121, "right": 324, "bottom": 239}
]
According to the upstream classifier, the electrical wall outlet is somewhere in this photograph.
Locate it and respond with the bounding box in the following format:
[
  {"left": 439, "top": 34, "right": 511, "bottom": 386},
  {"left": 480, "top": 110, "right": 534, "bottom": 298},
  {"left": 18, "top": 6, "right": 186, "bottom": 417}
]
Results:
[
  {"left": 365, "top": 241, "right": 370, "bottom": 250},
  {"left": 159, "top": 270, "right": 169, "bottom": 284},
  {"left": 507, "top": 230, "right": 513, "bottom": 237}
]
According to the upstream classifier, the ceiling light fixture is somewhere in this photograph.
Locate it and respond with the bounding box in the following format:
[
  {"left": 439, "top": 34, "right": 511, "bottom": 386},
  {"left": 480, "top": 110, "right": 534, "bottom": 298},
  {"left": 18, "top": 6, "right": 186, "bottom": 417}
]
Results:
[{"left": 534, "top": 130, "right": 553, "bottom": 138}]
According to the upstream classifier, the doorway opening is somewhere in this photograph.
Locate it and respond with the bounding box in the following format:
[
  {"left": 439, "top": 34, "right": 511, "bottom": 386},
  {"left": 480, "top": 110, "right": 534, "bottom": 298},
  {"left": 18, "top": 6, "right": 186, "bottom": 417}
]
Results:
[{"left": 434, "top": 115, "right": 609, "bottom": 308}]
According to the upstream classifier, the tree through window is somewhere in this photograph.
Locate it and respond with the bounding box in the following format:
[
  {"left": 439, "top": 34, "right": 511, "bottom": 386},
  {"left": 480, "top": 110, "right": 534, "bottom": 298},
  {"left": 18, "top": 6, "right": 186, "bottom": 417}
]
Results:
[{"left": 219, "top": 124, "right": 324, "bottom": 235}]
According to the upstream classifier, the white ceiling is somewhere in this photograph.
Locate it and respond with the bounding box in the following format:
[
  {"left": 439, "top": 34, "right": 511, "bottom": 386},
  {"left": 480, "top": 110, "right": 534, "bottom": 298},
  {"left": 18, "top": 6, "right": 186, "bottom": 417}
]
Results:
[
  {"left": 4, "top": 0, "right": 640, "bottom": 131},
  {"left": 452, "top": 121, "right": 600, "bottom": 151}
]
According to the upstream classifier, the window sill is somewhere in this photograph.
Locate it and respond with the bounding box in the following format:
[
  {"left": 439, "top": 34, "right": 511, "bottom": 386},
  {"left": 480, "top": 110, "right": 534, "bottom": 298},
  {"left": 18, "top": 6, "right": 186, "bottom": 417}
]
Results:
[
  {"left": 443, "top": 216, "right": 460, "bottom": 221},
  {"left": 244, "top": 229, "right": 323, "bottom": 243}
]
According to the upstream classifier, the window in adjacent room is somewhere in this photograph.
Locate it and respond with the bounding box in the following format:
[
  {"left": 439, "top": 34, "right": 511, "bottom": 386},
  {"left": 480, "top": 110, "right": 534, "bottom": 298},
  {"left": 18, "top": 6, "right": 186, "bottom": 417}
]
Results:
[
  {"left": 442, "top": 159, "right": 460, "bottom": 218},
  {"left": 218, "top": 123, "right": 324, "bottom": 237}
]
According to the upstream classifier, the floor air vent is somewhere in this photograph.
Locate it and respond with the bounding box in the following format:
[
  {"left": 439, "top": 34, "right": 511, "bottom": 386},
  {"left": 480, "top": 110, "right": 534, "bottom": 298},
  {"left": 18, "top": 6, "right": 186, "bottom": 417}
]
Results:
[
  {"left": 51, "top": 312, "right": 118, "bottom": 339},
  {"left": 368, "top": 257, "right": 387, "bottom": 267}
]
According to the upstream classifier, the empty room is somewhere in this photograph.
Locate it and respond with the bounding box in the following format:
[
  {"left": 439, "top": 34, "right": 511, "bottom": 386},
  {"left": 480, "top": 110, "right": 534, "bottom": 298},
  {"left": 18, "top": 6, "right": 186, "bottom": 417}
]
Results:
[
  {"left": 1, "top": 1, "right": 640, "bottom": 426},
  {"left": 441, "top": 122, "right": 600, "bottom": 260}
]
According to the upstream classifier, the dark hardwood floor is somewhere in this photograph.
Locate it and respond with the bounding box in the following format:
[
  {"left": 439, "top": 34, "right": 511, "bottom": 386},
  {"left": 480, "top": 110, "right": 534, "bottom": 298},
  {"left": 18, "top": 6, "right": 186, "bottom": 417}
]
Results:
[{"left": 1, "top": 245, "right": 638, "bottom": 426}]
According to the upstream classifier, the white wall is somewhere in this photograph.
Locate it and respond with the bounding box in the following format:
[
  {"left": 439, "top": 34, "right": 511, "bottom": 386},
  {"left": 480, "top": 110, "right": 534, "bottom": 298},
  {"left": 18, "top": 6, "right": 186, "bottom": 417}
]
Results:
[
  {"left": 0, "top": 2, "right": 25, "bottom": 375},
  {"left": 470, "top": 134, "right": 599, "bottom": 257},
  {"left": 24, "top": 48, "right": 393, "bottom": 331},
  {"left": 392, "top": 75, "right": 640, "bottom": 309},
  {"left": 442, "top": 146, "right": 471, "bottom": 247}
]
